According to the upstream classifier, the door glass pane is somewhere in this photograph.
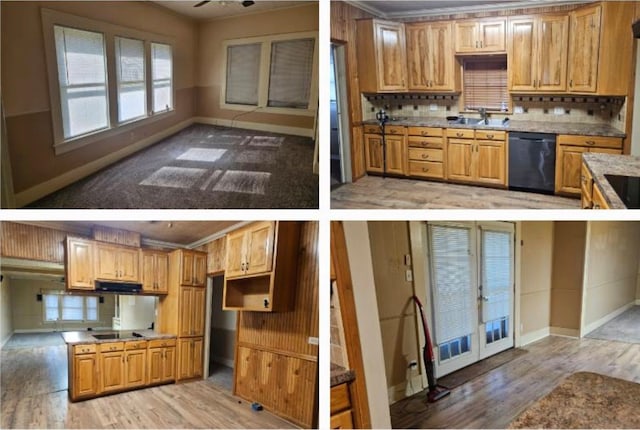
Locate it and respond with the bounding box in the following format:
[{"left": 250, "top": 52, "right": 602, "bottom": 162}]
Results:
[{"left": 481, "top": 229, "right": 512, "bottom": 323}]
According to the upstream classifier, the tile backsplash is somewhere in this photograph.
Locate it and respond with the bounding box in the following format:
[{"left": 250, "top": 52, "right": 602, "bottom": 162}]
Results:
[{"left": 362, "top": 93, "right": 627, "bottom": 131}]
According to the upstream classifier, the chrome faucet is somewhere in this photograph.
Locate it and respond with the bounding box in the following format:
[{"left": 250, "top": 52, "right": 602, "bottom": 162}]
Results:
[{"left": 478, "top": 107, "right": 488, "bottom": 124}]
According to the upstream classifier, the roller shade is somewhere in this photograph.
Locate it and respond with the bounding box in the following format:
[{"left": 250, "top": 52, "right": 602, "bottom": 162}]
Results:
[
  {"left": 226, "top": 43, "right": 261, "bottom": 106},
  {"left": 116, "top": 37, "right": 146, "bottom": 122},
  {"left": 267, "top": 38, "right": 315, "bottom": 109},
  {"left": 480, "top": 229, "right": 513, "bottom": 323},
  {"left": 463, "top": 58, "right": 508, "bottom": 111}
]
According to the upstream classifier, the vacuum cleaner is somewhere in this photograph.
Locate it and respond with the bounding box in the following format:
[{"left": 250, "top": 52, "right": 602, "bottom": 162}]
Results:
[
  {"left": 412, "top": 295, "right": 451, "bottom": 403},
  {"left": 376, "top": 109, "right": 389, "bottom": 178}
]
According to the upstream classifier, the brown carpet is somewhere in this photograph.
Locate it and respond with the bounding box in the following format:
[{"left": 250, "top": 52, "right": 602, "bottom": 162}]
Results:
[{"left": 509, "top": 372, "right": 640, "bottom": 429}]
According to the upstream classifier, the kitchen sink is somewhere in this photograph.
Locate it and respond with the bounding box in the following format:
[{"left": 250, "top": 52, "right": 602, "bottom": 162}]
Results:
[{"left": 448, "top": 118, "right": 509, "bottom": 127}]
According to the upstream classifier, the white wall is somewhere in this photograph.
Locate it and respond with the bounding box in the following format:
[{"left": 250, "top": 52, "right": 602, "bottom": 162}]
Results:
[
  {"left": 1, "top": 273, "right": 13, "bottom": 346},
  {"left": 118, "top": 295, "right": 156, "bottom": 330}
]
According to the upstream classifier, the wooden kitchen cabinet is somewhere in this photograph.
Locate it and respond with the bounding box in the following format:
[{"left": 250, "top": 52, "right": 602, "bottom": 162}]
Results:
[
  {"left": 140, "top": 250, "right": 168, "bottom": 293},
  {"left": 99, "top": 349, "right": 125, "bottom": 393},
  {"left": 177, "top": 337, "right": 203, "bottom": 380},
  {"left": 206, "top": 236, "right": 226, "bottom": 275},
  {"left": 447, "top": 129, "right": 507, "bottom": 186},
  {"left": 567, "top": 5, "right": 600, "bottom": 93},
  {"left": 592, "top": 182, "right": 610, "bottom": 209},
  {"left": 508, "top": 15, "right": 568, "bottom": 92},
  {"left": 65, "top": 237, "right": 95, "bottom": 290},
  {"left": 363, "top": 127, "right": 407, "bottom": 176},
  {"left": 385, "top": 135, "right": 407, "bottom": 176},
  {"left": 447, "top": 139, "right": 474, "bottom": 182},
  {"left": 331, "top": 383, "right": 354, "bottom": 429},
  {"left": 406, "top": 22, "right": 456, "bottom": 91},
  {"left": 223, "top": 222, "right": 301, "bottom": 312},
  {"left": 581, "top": 162, "right": 594, "bottom": 209},
  {"left": 225, "top": 221, "right": 275, "bottom": 279},
  {"left": 356, "top": 19, "right": 407, "bottom": 92},
  {"left": 124, "top": 341, "right": 147, "bottom": 389},
  {"left": 177, "top": 250, "right": 207, "bottom": 287},
  {"left": 407, "top": 127, "right": 446, "bottom": 180},
  {"left": 94, "top": 243, "right": 139, "bottom": 283},
  {"left": 555, "top": 134, "right": 622, "bottom": 196},
  {"left": 148, "top": 339, "right": 176, "bottom": 385},
  {"left": 455, "top": 19, "right": 505, "bottom": 53},
  {"left": 476, "top": 140, "right": 506, "bottom": 185},
  {"left": 364, "top": 133, "right": 384, "bottom": 173},
  {"left": 179, "top": 287, "right": 205, "bottom": 337},
  {"left": 71, "top": 348, "right": 99, "bottom": 399}
]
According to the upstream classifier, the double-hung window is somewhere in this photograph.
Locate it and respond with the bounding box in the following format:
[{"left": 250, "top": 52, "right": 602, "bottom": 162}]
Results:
[
  {"left": 43, "top": 293, "right": 99, "bottom": 322},
  {"left": 225, "top": 43, "right": 261, "bottom": 106},
  {"left": 151, "top": 43, "right": 173, "bottom": 113},
  {"left": 267, "top": 38, "right": 315, "bottom": 109},
  {"left": 115, "top": 36, "right": 146, "bottom": 123}
]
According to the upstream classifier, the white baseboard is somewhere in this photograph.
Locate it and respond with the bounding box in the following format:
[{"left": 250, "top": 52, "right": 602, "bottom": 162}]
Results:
[
  {"left": 519, "top": 327, "right": 550, "bottom": 346},
  {"left": 549, "top": 327, "right": 580, "bottom": 338},
  {"left": 194, "top": 116, "right": 314, "bottom": 138},
  {"left": 212, "top": 356, "right": 234, "bottom": 368},
  {"left": 1, "top": 332, "right": 13, "bottom": 348},
  {"left": 582, "top": 302, "right": 635, "bottom": 336},
  {"left": 636, "top": 299, "right": 640, "bottom": 305},
  {"left": 14, "top": 118, "right": 195, "bottom": 207},
  {"left": 387, "top": 373, "right": 424, "bottom": 405}
]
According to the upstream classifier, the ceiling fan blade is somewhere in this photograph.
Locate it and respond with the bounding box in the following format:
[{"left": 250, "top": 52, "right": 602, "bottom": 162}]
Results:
[{"left": 194, "top": 0, "right": 211, "bottom": 7}]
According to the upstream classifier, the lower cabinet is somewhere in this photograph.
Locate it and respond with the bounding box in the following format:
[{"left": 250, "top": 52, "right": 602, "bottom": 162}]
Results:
[
  {"left": 72, "top": 350, "right": 99, "bottom": 399},
  {"left": 364, "top": 133, "right": 407, "bottom": 175},
  {"left": 330, "top": 382, "right": 354, "bottom": 429},
  {"left": 124, "top": 347, "right": 147, "bottom": 389},
  {"left": 447, "top": 131, "right": 507, "bottom": 186},
  {"left": 580, "top": 162, "right": 593, "bottom": 209},
  {"left": 148, "top": 339, "right": 176, "bottom": 385},
  {"left": 592, "top": 182, "right": 610, "bottom": 209},
  {"left": 100, "top": 350, "right": 125, "bottom": 393},
  {"left": 177, "top": 337, "right": 203, "bottom": 381}
]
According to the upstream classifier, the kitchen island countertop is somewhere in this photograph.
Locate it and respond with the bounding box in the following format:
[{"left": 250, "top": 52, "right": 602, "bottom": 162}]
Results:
[
  {"left": 331, "top": 362, "right": 355, "bottom": 387},
  {"left": 62, "top": 330, "right": 176, "bottom": 345},
  {"left": 582, "top": 153, "right": 640, "bottom": 209}
]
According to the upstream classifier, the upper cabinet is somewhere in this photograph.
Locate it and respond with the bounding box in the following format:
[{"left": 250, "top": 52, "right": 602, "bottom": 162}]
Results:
[
  {"left": 140, "top": 250, "right": 169, "bottom": 293},
  {"left": 455, "top": 19, "right": 506, "bottom": 53},
  {"left": 223, "top": 222, "right": 301, "bottom": 312},
  {"left": 567, "top": 2, "right": 635, "bottom": 95},
  {"left": 206, "top": 236, "right": 226, "bottom": 275},
  {"left": 356, "top": 19, "right": 407, "bottom": 92},
  {"left": 508, "top": 15, "right": 568, "bottom": 92},
  {"left": 406, "top": 22, "right": 457, "bottom": 92},
  {"left": 94, "top": 243, "right": 139, "bottom": 283},
  {"left": 176, "top": 250, "right": 207, "bottom": 287},
  {"left": 65, "top": 237, "right": 95, "bottom": 290}
]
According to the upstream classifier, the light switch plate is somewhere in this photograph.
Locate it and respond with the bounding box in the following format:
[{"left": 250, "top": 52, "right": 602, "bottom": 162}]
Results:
[
  {"left": 429, "top": 104, "right": 438, "bottom": 111},
  {"left": 405, "top": 269, "right": 413, "bottom": 282},
  {"left": 554, "top": 107, "right": 565, "bottom": 115},
  {"left": 404, "top": 254, "right": 411, "bottom": 266},
  {"left": 308, "top": 337, "right": 319, "bottom": 345}
]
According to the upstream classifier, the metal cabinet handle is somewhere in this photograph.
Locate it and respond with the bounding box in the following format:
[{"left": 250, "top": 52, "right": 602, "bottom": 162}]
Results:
[
  {"left": 456, "top": 132, "right": 463, "bottom": 137},
  {"left": 487, "top": 134, "right": 494, "bottom": 139},
  {"left": 569, "top": 79, "right": 573, "bottom": 87},
  {"left": 421, "top": 154, "right": 429, "bottom": 159},
  {"left": 480, "top": 40, "right": 483, "bottom": 48},
  {"left": 585, "top": 140, "right": 596, "bottom": 145},
  {"left": 421, "top": 131, "right": 428, "bottom": 136},
  {"left": 422, "top": 167, "right": 429, "bottom": 172},
  {"left": 475, "top": 41, "right": 479, "bottom": 48}
]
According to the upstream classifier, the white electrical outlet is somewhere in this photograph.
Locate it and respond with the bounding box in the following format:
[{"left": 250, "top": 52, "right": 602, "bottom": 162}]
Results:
[
  {"left": 308, "top": 337, "right": 319, "bottom": 345},
  {"left": 429, "top": 104, "right": 438, "bottom": 111},
  {"left": 554, "top": 107, "right": 565, "bottom": 115},
  {"left": 514, "top": 106, "right": 524, "bottom": 114},
  {"left": 405, "top": 269, "right": 413, "bottom": 282}
]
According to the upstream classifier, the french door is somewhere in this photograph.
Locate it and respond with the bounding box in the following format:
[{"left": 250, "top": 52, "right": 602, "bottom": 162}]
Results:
[{"left": 427, "top": 222, "right": 514, "bottom": 377}]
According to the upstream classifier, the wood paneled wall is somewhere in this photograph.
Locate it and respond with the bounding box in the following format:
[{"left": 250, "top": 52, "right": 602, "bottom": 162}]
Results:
[
  {"left": 1, "top": 222, "right": 69, "bottom": 263},
  {"left": 92, "top": 226, "right": 140, "bottom": 247},
  {"left": 234, "top": 221, "right": 318, "bottom": 428}
]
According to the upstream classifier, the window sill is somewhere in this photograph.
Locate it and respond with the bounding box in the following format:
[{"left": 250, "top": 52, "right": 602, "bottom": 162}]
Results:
[
  {"left": 220, "top": 103, "right": 316, "bottom": 117},
  {"left": 53, "top": 109, "right": 175, "bottom": 156}
]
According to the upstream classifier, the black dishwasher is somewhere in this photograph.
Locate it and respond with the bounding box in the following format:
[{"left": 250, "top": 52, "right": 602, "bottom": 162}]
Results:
[{"left": 508, "top": 132, "right": 556, "bottom": 194}]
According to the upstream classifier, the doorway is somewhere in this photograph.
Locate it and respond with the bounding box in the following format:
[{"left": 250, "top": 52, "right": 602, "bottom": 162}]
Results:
[
  {"left": 330, "top": 43, "right": 352, "bottom": 187},
  {"left": 207, "top": 275, "right": 236, "bottom": 392},
  {"left": 427, "top": 222, "right": 515, "bottom": 377}
]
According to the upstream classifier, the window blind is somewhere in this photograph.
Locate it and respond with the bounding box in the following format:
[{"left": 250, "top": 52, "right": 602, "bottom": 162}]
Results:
[
  {"left": 480, "top": 229, "right": 512, "bottom": 323},
  {"left": 116, "top": 37, "right": 146, "bottom": 122},
  {"left": 151, "top": 43, "right": 173, "bottom": 112},
  {"left": 44, "top": 295, "right": 59, "bottom": 321},
  {"left": 61, "top": 296, "right": 84, "bottom": 321},
  {"left": 54, "top": 26, "right": 109, "bottom": 139},
  {"left": 463, "top": 58, "right": 508, "bottom": 111},
  {"left": 86, "top": 296, "right": 98, "bottom": 321},
  {"left": 225, "top": 43, "right": 261, "bottom": 106},
  {"left": 267, "top": 38, "right": 315, "bottom": 109},
  {"left": 429, "top": 225, "right": 476, "bottom": 344}
]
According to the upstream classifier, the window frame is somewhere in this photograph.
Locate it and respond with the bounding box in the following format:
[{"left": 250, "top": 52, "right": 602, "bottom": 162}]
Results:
[
  {"left": 220, "top": 31, "right": 318, "bottom": 117},
  {"left": 42, "top": 8, "right": 176, "bottom": 155},
  {"left": 115, "top": 36, "right": 148, "bottom": 124},
  {"left": 42, "top": 292, "right": 100, "bottom": 323}
]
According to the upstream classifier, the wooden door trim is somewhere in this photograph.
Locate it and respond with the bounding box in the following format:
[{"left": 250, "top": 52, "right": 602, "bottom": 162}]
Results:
[{"left": 331, "top": 221, "right": 371, "bottom": 429}]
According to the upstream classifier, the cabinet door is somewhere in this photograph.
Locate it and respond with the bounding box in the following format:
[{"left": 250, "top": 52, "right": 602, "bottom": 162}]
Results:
[
  {"left": 192, "top": 338, "right": 203, "bottom": 378},
  {"left": 101, "top": 351, "right": 125, "bottom": 392},
  {"left": 191, "top": 288, "right": 206, "bottom": 337},
  {"left": 406, "top": 24, "right": 430, "bottom": 90},
  {"left": 125, "top": 349, "right": 146, "bottom": 388},
  {"left": 193, "top": 253, "right": 207, "bottom": 286},
  {"left": 374, "top": 21, "right": 407, "bottom": 91},
  {"left": 141, "top": 252, "right": 156, "bottom": 292},
  {"left": 385, "top": 135, "right": 406, "bottom": 175},
  {"left": 331, "top": 410, "right": 354, "bottom": 429},
  {"left": 163, "top": 347, "right": 176, "bottom": 382},
  {"left": 73, "top": 353, "right": 98, "bottom": 398},
  {"left": 537, "top": 15, "right": 568, "bottom": 92},
  {"left": 592, "top": 182, "right": 610, "bottom": 209},
  {"left": 95, "top": 244, "right": 119, "bottom": 281},
  {"left": 155, "top": 253, "right": 169, "bottom": 293},
  {"left": 447, "top": 140, "right": 474, "bottom": 181},
  {"left": 207, "top": 237, "right": 226, "bottom": 275},
  {"left": 428, "top": 23, "right": 454, "bottom": 91},
  {"left": 455, "top": 21, "right": 478, "bottom": 52},
  {"left": 555, "top": 145, "right": 588, "bottom": 195},
  {"left": 177, "top": 338, "right": 193, "bottom": 380},
  {"left": 479, "top": 20, "right": 505, "bottom": 51},
  {"left": 118, "top": 248, "right": 139, "bottom": 282},
  {"left": 364, "top": 134, "right": 384, "bottom": 173},
  {"left": 245, "top": 221, "right": 275, "bottom": 276},
  {"left": 476, "top": 141, "right": 506, "bottom": 185},
  {"left": 179, "top": 287, "right": 193, "bottom": 337},
  {"left": 225, "top": 230, "right": 247, "bottom": 278},
  {"left": 508, "top": 18, "right": 536, "bottom": 91},
  {"left": 581, "top": 162, "right": 593, "bottom": 209},
  {"left": 66, "top": 238, "right": 94, "bottom": 290},
  {"left": 181, "top": 252, "right": 195, "bottom": 285},
  {"left": 147, "top": 348, "right": 163, "bottom": 384},
  {"left": 567, "top": 5, "right": 601, "bottom": 93}
]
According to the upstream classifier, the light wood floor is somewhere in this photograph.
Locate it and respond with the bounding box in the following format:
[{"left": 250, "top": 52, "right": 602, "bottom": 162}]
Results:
[
  {"left": 1, "top": 345, "right": 296, "bottom": 429},
  {"left": 331, "top": 176, "right": 581, "bottom": 209},
  {"left": 390, "top": 336, "right": 640, "bottom": 428}
]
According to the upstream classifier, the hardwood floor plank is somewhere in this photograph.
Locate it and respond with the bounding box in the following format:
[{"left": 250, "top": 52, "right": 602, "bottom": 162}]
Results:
[{"left": 332, "top": 176, "right": 581, "bottom": 209}]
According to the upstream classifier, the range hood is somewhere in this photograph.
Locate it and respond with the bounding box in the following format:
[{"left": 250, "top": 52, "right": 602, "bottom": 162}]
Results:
[
  {"left": 95, "top": 281, "right": 142, "bottom": 294},
  {"left": 634, "top": 20, "right": 640, "bottom": 38}
]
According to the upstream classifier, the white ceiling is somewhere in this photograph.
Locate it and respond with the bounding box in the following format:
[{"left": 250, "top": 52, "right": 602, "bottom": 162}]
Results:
[
  {"left": 152, "top": 0, "right": 311, "bottom": 20},
  {"left": 350, "top": 0, "right": 590, "bottom": 19}
]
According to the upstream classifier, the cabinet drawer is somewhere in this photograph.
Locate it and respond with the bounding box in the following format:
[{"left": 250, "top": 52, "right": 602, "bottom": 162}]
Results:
[
  {"left": 409, "top": 161, "right": 444, "bottom": 178},
  {"left": 74, "top": 344, "right": 96, "bottom": 354},
  {"left": 557, "top": 134, "right": 623, "bottom": 149},
  {"left": 408, "top": 136, "right": 443, "bottom": 149},
  {"left": 331, "top": 383, "right": 351, "bottom": 414},
  {"left": 446, "top": 128, "right": 474, "bottom": 139},
  {"left": 125, "top": 340, "right": 148, "bottom": 350},
  {"left": 148, "top": 338, "right": 176, "bottom": 348},
  {"left": 99, "top": 342, "right": 124, "bottom": 352},
  {"left": 409, "top": 148, "right": 443, "bottom": 162},
  {"left": 407, "top": 127, "right": 443, "bottom": 137},
  {"left": 363, "top": 124, "right": 381, "bottom": 134},
  {"left": 385, "top": 126, "right": 405, "bottom": 136},
  {"left": 476, "top": 130, "right": 506, "bottom": 141},
  {"left": 330, "top": 409, "right": 354, "bottom": 429}
]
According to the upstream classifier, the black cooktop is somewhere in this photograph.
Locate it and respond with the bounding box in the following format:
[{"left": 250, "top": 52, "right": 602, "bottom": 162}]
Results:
[{"left": 604, "top": 174, "right": 640, "bottom": 209}]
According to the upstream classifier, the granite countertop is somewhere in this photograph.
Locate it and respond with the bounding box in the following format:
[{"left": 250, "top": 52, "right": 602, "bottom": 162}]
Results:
[
  {"left": 331, "top": 362, "right": 355, "bottom": 387},
  {"left": 360, "top": 117, "right": 625, "bottom": 138},
  {"left": 582, "top": 153, "right": 640, "bottom": 209},
  {"left": 62, "top": 330, "right": 176, "bottom": 345}
]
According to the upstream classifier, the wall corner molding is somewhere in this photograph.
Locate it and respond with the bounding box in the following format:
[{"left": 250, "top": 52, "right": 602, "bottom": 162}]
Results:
[{"left": 519, "top": 327, "right": 550, "bottom": 347}]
